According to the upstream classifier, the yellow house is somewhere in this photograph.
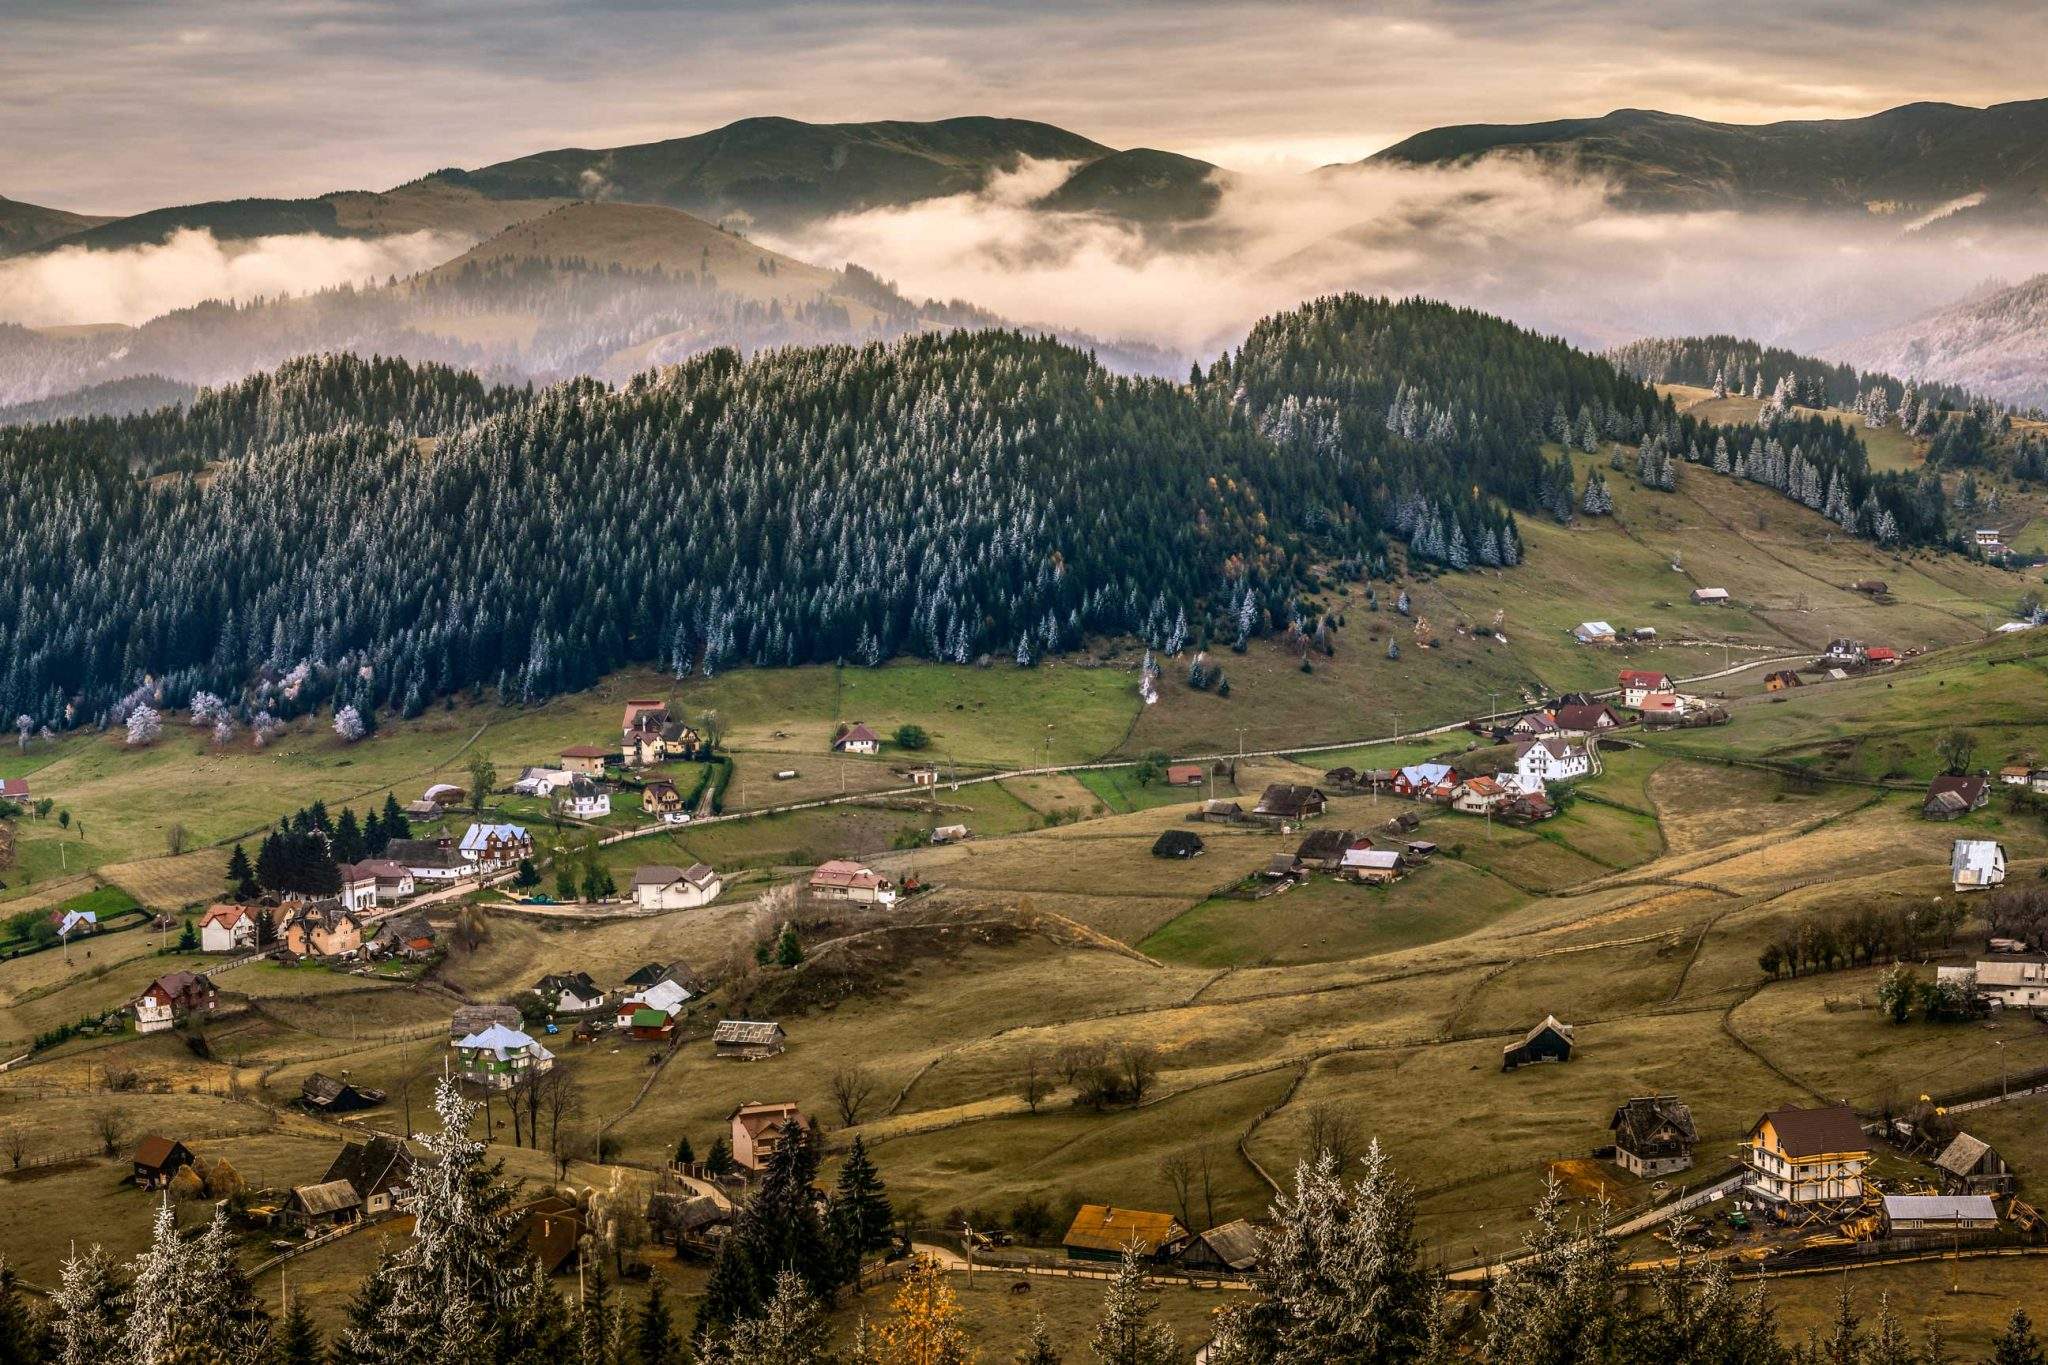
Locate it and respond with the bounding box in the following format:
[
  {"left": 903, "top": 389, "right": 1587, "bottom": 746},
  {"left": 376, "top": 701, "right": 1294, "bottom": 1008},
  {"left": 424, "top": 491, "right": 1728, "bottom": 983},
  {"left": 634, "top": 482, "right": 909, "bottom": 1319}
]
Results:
[{"left": 1746, "top": 1104, "right": 1869, "bottom": 1208}]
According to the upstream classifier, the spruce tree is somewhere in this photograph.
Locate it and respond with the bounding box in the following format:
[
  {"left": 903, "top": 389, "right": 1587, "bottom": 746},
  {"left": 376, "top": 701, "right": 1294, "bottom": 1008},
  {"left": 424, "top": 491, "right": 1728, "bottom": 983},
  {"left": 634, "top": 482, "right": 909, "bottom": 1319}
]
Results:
[
  {"left": 1017, "top": 1315, "right": 1062, "bottom": 1365},
  {"left": 832, "top": 1137, "right": 895, "bottom": 1255},
  {"left": 269, "top": 1294, "right": 323, "bottom": 1365},
  {"left": 1089, "top": 1246, "right": 1177, "bottom": 1365},
  {"left": 633, "top": 1279, "right": 684, "bottom": 1365},
  {"left": 1993, "top": 1310, "right": 2047, "bottom": 1365},
  {"left": 50, "top": 1243, "right": 124, "bottom": 1365}
]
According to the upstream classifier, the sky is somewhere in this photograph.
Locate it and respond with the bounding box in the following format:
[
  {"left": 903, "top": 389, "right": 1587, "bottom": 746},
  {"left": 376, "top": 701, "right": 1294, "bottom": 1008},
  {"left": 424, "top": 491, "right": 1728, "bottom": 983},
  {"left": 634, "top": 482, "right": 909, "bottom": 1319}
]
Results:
[{"left": 7, "top": 0, "right": 2048, "bottom": 215}]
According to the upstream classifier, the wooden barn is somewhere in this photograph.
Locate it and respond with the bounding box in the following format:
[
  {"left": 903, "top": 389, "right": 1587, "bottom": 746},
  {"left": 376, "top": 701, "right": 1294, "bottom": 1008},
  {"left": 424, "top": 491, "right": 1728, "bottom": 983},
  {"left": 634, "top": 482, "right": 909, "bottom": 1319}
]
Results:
[{"left": 1502, "top": 1016, "right": 1575, "bottom": 1071}]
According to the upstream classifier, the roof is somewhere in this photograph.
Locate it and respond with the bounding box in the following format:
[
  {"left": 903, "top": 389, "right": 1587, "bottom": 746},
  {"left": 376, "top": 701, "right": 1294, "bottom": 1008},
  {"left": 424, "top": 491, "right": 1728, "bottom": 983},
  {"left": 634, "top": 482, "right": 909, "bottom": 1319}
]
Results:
[
  {"left": 1552, "top": 704, "right": 1617, "bottom": 731},
  {"left": 1342, "top": 848, "right": 1402, "bottom": 870},
  {"left": 625, "top": 962, "right": 670, "bottom": 988},
  {"left": 457, "top": 1023, "right": 545, "bottom": 1058},
  {"left": 1512, "top": 1015, "right": 1574, "bottom": 1050},
  {"left": 0, "top": 777, "right": 28, "bottom": 799},
  {"left": 714, "top": 1020, "right": 786, "bottom": 1046},
  {"left": 1254, "top": 784, "right": 1324, "bottom": 815},
  {"left": 1620, "top": 670, "right": 1672, "bottom": 686},
  {"left": 1638, "top": 692, "right": 1681, "bottom": 711},
  {"left": 388, "top": 838, "right": 467, "bottom": 869},
  {"left": 200, "top": 903, "right": 253, "bottom": 929},
  {"left": 1190, "top": 1219, "right": 1262, "bottom": 1270},
  {"left": 449, "top": 1004, "right": 522, "bottom": 1036},
  {"left": 1575, "top": 620, "right": 1616, "bottom": 636},
  {"left": 1295, "top": 828, "right": 1353, "bottom": 860},
  {"left": 560, "top": 744, "right": 612, "bottom": 758},
  {"left": 622, "top": 699, "right": 668, "bottom": 730},
  {"left": 133, "top": 1134, "right": 185, "bottom": 1169},
  {"left": 1882, "top": 1194, "right": 1998, "bottom": 1223},
  {"left": 322, "top": 1133, "right": 412, "bottom": 1196},
  {"left": 1458, "top": 775, "right": 1505, "bottom": 797},
  {"left": 834, "top": 722, "right": 882, "bottom": 747},
  {"left": 1611, "top": 1095, "right": 1698, "bottom": 1147},
  {"left": 460, "top": 822, "right": 529, "bottom": 852},
  {"left": 1063, "top": 1204, "right": 1187, "bottom": 1255},
  {"left": 809, "top": 859, "right": 889, "bottom": 891},
  {"left": 1517, "top": 738, "right": 1586, "bottom": 762},
  {"left": 632, "top": 1008, "right": 672, "bottom": 1029},
  {"left": 1928, "top": 775, "right": 1988, "bottom": 804},
  {"left": 1691, "top": 587, "right": 1730, "bottom": 600},
  {"left": 1953, "top": 839, "right": 2005, "bottom": 878},
  {"left": 536, "top": 971, "right": 603, "bottom": 998},
  {"left": 301, "top": 1073, "right": 377, "bottom": 1106},
  {"left": 292, "top": 1180, "right": 363, "bottom": 1216},
  {"left": 1752, "top": 1104, "right": 1868, "bottom": 1157},
  {"left": 1766, "top": 670, "right": 1802, "bottom": 684},
  {"left": 1866, "top": 646, "right": 1899, "bottom": 661},
  {"left": 1152, "top": 830, "right": 1204, "bottom": 855},
  {"left": 1936, "top": 1133, "right": 1995, "bottom": 1179},
  {"left": 1398, "top": 763, "right": 1453, "bottom": 786},
  {"left": 632, "top": 863, "right": 718, "bottom": 889}
]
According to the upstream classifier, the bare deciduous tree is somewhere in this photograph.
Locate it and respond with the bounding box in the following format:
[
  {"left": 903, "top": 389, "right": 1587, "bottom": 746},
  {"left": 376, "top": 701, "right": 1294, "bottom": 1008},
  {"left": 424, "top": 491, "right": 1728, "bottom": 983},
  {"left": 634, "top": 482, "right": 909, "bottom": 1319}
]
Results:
[
  {"left": 540, "top": 1067, "right": 582, "bottom": 1158},
  {"left": 1115, "top": 1041, "right": 1161, "bottom": 1104},
  {"left": 2, "top": 1126, "right": 27, "bottom": 1169},
  {"left": 830, "top": 1065, "right": 879, "bottom": 1126},
  {"left": 92, "top": 1107, "right": 128, "bottom": 1157},
  {"left": 1159, "top": 1151, "right": 1194, "bottom": 1231},
  {"left": 1303, "top": 1102, "right": 1362, "bottom": 1173},
  {"left": 1019, "top": 1047, "right": 1052, "bottom": 1113}
]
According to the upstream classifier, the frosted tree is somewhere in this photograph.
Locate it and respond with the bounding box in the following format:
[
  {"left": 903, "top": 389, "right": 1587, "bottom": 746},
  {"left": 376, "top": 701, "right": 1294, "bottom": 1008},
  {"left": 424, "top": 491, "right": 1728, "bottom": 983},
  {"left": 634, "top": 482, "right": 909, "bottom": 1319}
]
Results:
[
  {"left": 213, "top": 714, "right": 237, "bottom": 745},
  {"left": 251, "top": 710, "right": 283, "bottom": 748},
  {"left": 122, "top": 1201, "right": 200, "bottom": 1365},
  {"left": 188, "top": 691, "right": 228, "bottom": 728},
  {"left": 12, "top": 715, "right": 27, "bottom": 751},
  {"left": 1015, "top": 635, "right": 1034, "bottom": 668},
  {"left": 1710, "top": 367, "right": 1728, "bottom": 399},
  {"left": 1581, "top": 472, "right": 1611, "bottom": 517},
  {"left": 51, "top": 1242, "right": 124, "bottom": 1365},
  {"left": 1089, "top": 1246, "right": 1178, "bottom": 1365},
  {"left": 1164, "top": 607, "right": 1188, "bottom": 656},
  {"left": 703, "top": 1271, "right": 830, "bottom": 1365},
  {"left": 1234, "top": 588, "right": 1258, "bottom": 649},
  {"left": 333, "top": 705, "right": 366, "bottom": 742},
  {"left": 125, "top": 703, "right": 161, "bottom": 748}
]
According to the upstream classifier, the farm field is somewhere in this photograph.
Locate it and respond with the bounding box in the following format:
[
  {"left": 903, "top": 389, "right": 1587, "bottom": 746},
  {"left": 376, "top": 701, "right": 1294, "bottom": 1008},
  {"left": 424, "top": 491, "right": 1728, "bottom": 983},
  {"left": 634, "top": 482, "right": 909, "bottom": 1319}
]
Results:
[{"left": 0, "top": 528, "right": 2042, "bottom": 1352}]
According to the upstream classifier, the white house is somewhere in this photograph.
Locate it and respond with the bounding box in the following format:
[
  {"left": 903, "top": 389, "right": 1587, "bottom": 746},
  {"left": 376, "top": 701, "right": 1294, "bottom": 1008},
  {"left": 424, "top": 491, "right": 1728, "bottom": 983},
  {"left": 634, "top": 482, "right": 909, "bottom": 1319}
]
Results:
[
  {"left": 533, "top": 972, "right": 607, "bottom": 1015},
  {"left": 1690, "top": 587, "right": 1731, "bottom": 605},
  {"left": 386, "top": 837, "right": 469, "bottom": 882},
  {"left": 512, "top": 767, "right": 575, "bottom": 797},
  {"left": 1573, "top": 621, "right": 1617, "bottom": 645},
  {"left": 1618, "top": 669, "right": 1674, "bottom": 706},
  {"left": 832, "top": 722, "right": 882, "bottom": 755},
  {"left": 337, "top": 862, "right": 379, "bottom": 914},
  {"left": 1746, "top": 1104, "right": 1869, "bottom": 1208},
  {"left": 1969, "top": 957, "right": 2048, "bottom": 1009},
  {"left": 808, "top": 859, "right": 897, "bottom": 905},
  {"left": 631, "top": 863, "right": 723, "bottom": 911},
  {"left": 198, "top": 904, "right": 258, "bottom": 953},
  {"left": 558, "top": 775, "right": 611, "bottom": 820},
  {"left": 1515, "top": 738, "right": 1592, "bottom": 784},
  {"left": 1952, "top": 839, "right": 2007, "bottom": 892},
  {"left": 625, "top": 975, "right": 693, "bottom": 1018},
  {"left": 55, "top": 909, "right": 97, "bottom": 939}
]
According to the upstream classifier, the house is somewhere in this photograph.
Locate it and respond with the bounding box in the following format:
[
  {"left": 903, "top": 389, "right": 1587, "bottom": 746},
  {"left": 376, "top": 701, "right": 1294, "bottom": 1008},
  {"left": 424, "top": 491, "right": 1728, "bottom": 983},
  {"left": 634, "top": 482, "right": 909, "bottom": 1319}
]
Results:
[
  {"left": 1324, "top": 766, "right": 1359, "bottom": 787},
  {"left": 1179, "top": 1219, "right": 1262, "bottom": 1274},
  {"left": 621, "top": 699, "right": 671, "bottom": 765},
  {"left": 1451, "top": 776, "right": 1509, "bottom": 815},
  {"left": 2001, "top": 765, "right": 2034, "bottom": 787},
  {"left": 453, "top": 1023, "right": 554, "bottom": 1090},
  {"left": 730, "top": 1101, "right": 809, "bottom": 1170},
  {"left": 643, "top": 780, "right": 690, "bottom": 824},
  {"left": 1253, "top": 785, "right": 1326, "bottom": 821},
  {"left": 632, "top": 863, "right": 722, "bottom": 911},
  {"left": 1151, "top": 830, "right": 1205, "bottom": 860},
  {"left": 1952, "top": 839, "right": 2007, "bottom": 892},
  {"left": 629, "top": 1008, "right": 676, "bottom": 1042},
  {"left": 287, "top": 1180, "right": 363, "bottom": 1229},
  {"left": 518, "top": 1195, "right": 589, "bottom": 1274},
  {"left": 1935, "top": 1134, "right": 2017, "bottom": 1197},
  {"left": 1923, "top": 774, "right": 1990, "bottom": 819},
  {"left": 1505, "top": 791, "right": 1556, "bottom": 822},
  {"left": 807, "top": 860, "right": 896, "bottom": 905},
  {"left": 1969, "top": 956, "right": 2048, "bottom": 1009},
  {"left": 1882, "top": 1194, "right": 1999, "bottom": 1238},
  {"left": 907, "top": 765, "right": 941, "bottom": 787},
  {"left": 533, "top": 972, "right": 608, "bottom": 1015},
  {"left": 1502, "top": 1016, "right": 1575, "bottom": 1071},
  {"left": 625, "top": 962, "right": 674, "bottom": 991},
  {"left": 53, "top": 909, "right": 96, "bottom": 939},
  {"left": 1516, "top": 738, "right": 1592, "bottom": 785},
  {"left": 1294, "top": 828, "right": 1356, "bottom": 872},
  {"left": 135, "top": 972, "right": 216, "bottom": 1033},
  {"left": 557, "top": 775, "right": 611, "bottom": 819},
  {"left": 1573, "top": 621, "right": 1618, "bottom": 645},
  {"left": 336, "top": 862, "right": 380, "bottom": 914},
  {"left": 378, "top": 913, "right": 436, "bottom": 959},
  {"left": 386, "top": 836, "right": 470, "bottom": 882},
  {"left": 1340, "top": 848, "right": 1404, "bottom": 884},
  {"left": 1820, "top": 638, "right": 1868, "bottom": 667},
  {"left": 448, "top": 1003, "right": 523, "bottom": 1040},
  {"left": 715, "top": 1020, "right": 788, "bottom": 1060},
  {"left": 1264, "top": 853, "right": 1303, "bottom": 882},
  {"left": 1200, "top": 799, "right": 1244, "bottom": 823},
  {"left": 280, "top": 903, "right": 364, "bottom": 959},
  {"left": 512, "top": 766, "right": 574, "bottom": 797},
  {"left": 1866, "top": 646, "right": 1899, "bottom": 665},
  {"left": 1553, "top": 703, "right": 1623, "bottom": 734},
  {"left": 1636, "top": 691, "right": 1684, "bottom": 721},
  {"left": 1765, "top": 670, "right": 1803, "bottom": 692},
  {"left": 199, "top": 903, "right": 260, "bottom": 953},
  {"left": 1609, "top": 1096, "right": 1698, "bottom": 1178},
  {"left": 559, "top": 745, "right": 612, "bottom": 776},
  {"left": 300, "top": 1073, "right": 386, "bottom": 1113},
  {"left": 1745, "top": 1104, "right": 1869, "bottom": 1208},
  {"left": 1975, "top": 528, "right": 2004, "bottom": 548},
  {"left": 1852, "top": 580, "right": 1888, "bottom": 596},
  {"left": 658, "top": 720, "right": 702, "bottom": 760},
  {"left": 1619, "top": 670, "right": 1674, "bottom": 707},
  {"left": 1062, "top": 1205, "right": 1189, "bottom": 1262},
  {"left": 0, "top": 777, "right": 29, "bottom": 801},
  {"left": 832, "top": 722, "right": 882, "bottom": 755},
  {"left": 356, "top": 859, "right": 415, "bottom": 903},
  {"left": 1401, "top": 840, "right": 1439, "bottom": 864},
  {"left": 930, "top": 823, "right": 970, "bottom": 845},
  {"left": 622, "top": 973, "right": 692, "bottom": 1020},
  {"left": 132, "top": 1135, "right": 197, "bottom": 1189},
  {"left": 459, "top": 822, "right": 532, "bottom": 870},
  {"left": 423, "top": 782, "right": 465, "bottom": 806},
  {"left": 1394, "top": 764, "right": 1455, "bottom": 799},
  {"left": 1165, "top": 763, "right": 1206, "bottom": 787},
  {"left": 1690, "top": 587, "right": 1731, "bottom": 606}
]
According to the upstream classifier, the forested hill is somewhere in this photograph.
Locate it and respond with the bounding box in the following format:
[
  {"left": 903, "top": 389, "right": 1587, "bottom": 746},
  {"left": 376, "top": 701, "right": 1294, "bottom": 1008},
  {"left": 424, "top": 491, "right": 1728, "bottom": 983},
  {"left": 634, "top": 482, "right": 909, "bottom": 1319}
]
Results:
[
  {"left": 0, "top": 296, "right": 1935, "bottom": 729},
  {"left": 1606, "top": 334, "right": 1984, "bottom": 419}
]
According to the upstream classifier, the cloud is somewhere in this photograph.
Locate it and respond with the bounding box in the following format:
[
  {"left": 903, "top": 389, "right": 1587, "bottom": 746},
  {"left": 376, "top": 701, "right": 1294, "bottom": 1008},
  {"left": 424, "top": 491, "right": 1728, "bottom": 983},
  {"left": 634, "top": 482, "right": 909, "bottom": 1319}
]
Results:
[
  {"left": 770, "top": 154, "right": 2048, "bottom": 360},
  {"left": 0, "top": 228, "right": 468, "bottom": 327}
]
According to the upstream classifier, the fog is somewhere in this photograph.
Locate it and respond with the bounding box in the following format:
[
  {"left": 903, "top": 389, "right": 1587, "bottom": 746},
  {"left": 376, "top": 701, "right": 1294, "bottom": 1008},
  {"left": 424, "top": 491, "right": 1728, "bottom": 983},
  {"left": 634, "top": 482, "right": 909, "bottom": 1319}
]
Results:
[
  {"left": 0, "top": 227, "right": 469, "bottom": 328},
  {"left": 769, "top": 157, "right": 2048, "bottom": 362}
]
